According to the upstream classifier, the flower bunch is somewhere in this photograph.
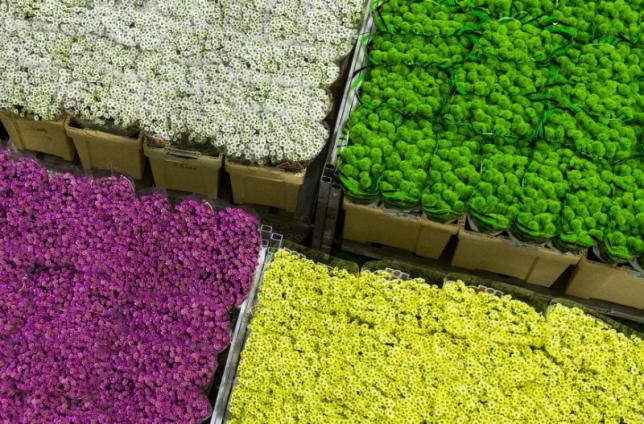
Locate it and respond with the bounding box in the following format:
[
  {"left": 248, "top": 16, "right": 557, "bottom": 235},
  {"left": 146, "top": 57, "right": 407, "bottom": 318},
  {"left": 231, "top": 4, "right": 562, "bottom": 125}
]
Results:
[
  {"left": 444, "top": 91, "right": 539, "bottom": 145},
  {"left": 512, "top": 144, "right": 571, "bottom": 241},
  {"left": 552, "top": 0, "right": 641, "bottom": 43},
  {"left": 0, "top": 150, "right": 260, "bottom": 422},
  {"left": 468, "top": 145, "right": 529, "bottom": 232},
  {"left": 370, "top": 32, "right": 469, "bottom": 68},
  {"left": 378, "top": 0, "right": 473, "bottom": 36},
  {"left": 544, "top": 42, "right": 641, "bottom": 162},
  {"left": 361, "top": 65, "right": 451, "bottom": 119},
  {"left": 601, "top": 160, "right": 644, "bottom": 262},
  {"left": 338, "top": 106, "right": 415, "bottom": 198},
  {"left": 543, "top": 107, "right": 638, "bottom": 165},
  {"left": 472, "top": 20, "right": 569, "bottom": 66},
  {"left": 421, "top": 137, "right": 481, "bottom": 221},
  {"left": 557, "top": 156, "right": 614, "bottom": 249},
  {"left": 557, "top": 43, "right": 640, "bottom": 111},
  {"left": 0, "top": 0, "right": 365, "bottom": 164},
  {"left": 444, "top": 52, "right": 554, "bottom": 146},
  {"left": 338, "top": 118, "right": 388, "bottom": 196},
  {"left": 221, "top": 0, "right": 363, "bottom": 52},
  {"left": 229, "top": 251, "right": 644, "bottom": 423},
  {"left": 0, "top": 16, "right": 69, "bottom": 121}
]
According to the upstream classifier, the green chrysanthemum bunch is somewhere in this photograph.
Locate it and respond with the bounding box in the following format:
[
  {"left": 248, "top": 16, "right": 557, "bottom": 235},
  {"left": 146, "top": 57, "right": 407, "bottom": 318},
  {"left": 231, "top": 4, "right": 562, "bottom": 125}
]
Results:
[
  {"left": 378, "top": 0, "right": 474, "bottom": 37},
  {"left": 600, "top": 160, "right": 644, "bottom": 262},
  {"left": 473, "top": 19, "right": 569, "bottom": 66},
  {"left": 228, "top": 251, "right": 644, "bottom": 424},
  {"left": 546, "top": 42, "right": 641, "bottom": 163},
  {"left": 468, "top": 144, "right": 529, "bottom": 232},
  {"left": 554, "top": 0, "right": 642, "bottom": 43},
  {"left": 512, "top": 143, "right": 572, "bottom": 241},
  {"left": 361, "top": 65, "right": 451, "bottom": 119},
  {"left": 556, "top": 155, "right": 614, "bottom": 250},
  {"left": 370, "top": 32, "right": 469, "bottom": 68},
  {"left": 339, "top": 108, "right": 438, "bottom": 204},
  {"left": 421, "top": 137, "right": 481, "bottom": 221}
]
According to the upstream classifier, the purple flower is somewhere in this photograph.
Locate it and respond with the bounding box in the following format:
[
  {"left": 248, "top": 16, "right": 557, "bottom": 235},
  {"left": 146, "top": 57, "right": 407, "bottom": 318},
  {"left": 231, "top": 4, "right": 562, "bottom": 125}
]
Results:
[{"left": 0, "top": 153, "right": 260, "bottom": 423}]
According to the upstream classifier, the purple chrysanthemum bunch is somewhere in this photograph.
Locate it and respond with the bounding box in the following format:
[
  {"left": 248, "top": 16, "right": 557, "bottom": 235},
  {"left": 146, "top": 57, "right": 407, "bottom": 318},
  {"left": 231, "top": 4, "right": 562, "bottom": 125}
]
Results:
[{"left": 0, "top": 151, "right": 260, "bottom": 423}]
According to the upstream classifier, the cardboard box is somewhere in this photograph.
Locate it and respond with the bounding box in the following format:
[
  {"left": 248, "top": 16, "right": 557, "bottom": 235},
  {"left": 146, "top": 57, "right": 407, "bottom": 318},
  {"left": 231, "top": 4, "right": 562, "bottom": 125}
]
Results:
[
  {"left": 566, "top": 258, "right": 644, "bottom": 309},
  {"left": 0, "top": 110, "right": 21, "bottom": 144},
  {"left": 226, "top": 159, "right": 305, "bottom": 212},
  {"left": 144, "top": 144, "right": 222, "bottom": 198},
  {"left": 66, "top": 124, "right": 146, "bottom": 179},
  {"left": 452, "top": 229, "right": 581, "bottom": 287},
  {"left": 342, "top": 199, "right": 459, "bottom": 259},
  {"left": 0, "top": 112, "right": 75, "bottom": 160}
]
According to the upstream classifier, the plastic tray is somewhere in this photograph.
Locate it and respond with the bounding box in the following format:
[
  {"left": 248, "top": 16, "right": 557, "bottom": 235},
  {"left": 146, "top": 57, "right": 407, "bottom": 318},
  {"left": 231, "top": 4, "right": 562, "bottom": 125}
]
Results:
[
  {"left": 327, "top": 2, "right": 376, "bottom": 166},
  {"left": 210, "top": 228, "right": 282, "bottom": 424}
]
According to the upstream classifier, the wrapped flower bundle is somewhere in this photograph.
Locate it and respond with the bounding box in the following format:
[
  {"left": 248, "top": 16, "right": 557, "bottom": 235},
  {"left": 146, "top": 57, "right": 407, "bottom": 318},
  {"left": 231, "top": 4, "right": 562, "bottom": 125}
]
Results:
[
  {"left": 557, "top": 155, "right": 614, "bottom": 250},
  {"left": 468, "top": 144, "right": 529, "bottom": 233},
  {"left": 511, "top": 143, "right": 571, "bottom": 242},
  {"left": 0, "top": 151, "right": 260, "bottom": 422},
  {"left": 229, "top": 251, "right": 644, "bottom": 423},
  {"left": 602, "top": 160, "right": 644, "bottom": 262},
  {"left": 0, "top": 0, "right": 366, "bottom": 164},
  {"left": 339, "top": 0, "right": 642, "bottom": 258},
  {"left": 420, "top": 136, "right": 481, "bottom": 221}
]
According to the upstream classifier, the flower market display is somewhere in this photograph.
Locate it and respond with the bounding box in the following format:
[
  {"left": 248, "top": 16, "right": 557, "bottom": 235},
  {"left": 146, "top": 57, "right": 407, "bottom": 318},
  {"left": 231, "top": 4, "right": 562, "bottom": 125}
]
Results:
[
  {"left": 228, "top": 250, "right": 644, "bottom": 423},
  {"left": 0, "top": 0, "right": 367, "bottom": 164},
  {"left": 338, "top": 0, "right": 643, "bottom": 261},
  {"left": 0, "top": 151, "right": 260, "bottom": 422}
]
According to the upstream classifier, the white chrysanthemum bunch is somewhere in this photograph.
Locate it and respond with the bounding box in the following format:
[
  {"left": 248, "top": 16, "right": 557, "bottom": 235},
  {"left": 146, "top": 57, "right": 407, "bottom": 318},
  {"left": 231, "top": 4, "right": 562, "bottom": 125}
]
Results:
[
  {"left": 0, "top": 0, "right": 365, "bottom": 164},
  {"left": 0, "top": 15, "right": 68, "bottom": 121},
  {"left": 202, "top": 31, "right": 341, "bottom": 87}
]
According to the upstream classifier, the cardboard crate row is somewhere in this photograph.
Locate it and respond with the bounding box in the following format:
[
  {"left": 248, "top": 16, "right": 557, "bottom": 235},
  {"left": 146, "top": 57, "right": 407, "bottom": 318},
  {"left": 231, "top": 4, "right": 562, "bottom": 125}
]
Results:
[
  {"left": 0, "top": 112, "right": 305, "bottom": 212},
  {"left": 342, "top": 198, "right": 644, "bottom": 310}
]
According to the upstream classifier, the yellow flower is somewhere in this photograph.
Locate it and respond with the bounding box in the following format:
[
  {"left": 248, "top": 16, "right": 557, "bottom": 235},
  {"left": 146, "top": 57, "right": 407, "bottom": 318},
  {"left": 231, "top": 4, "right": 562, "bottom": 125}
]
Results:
[{"left": 228, "top": 250, "right": 644, "bottom": 423}]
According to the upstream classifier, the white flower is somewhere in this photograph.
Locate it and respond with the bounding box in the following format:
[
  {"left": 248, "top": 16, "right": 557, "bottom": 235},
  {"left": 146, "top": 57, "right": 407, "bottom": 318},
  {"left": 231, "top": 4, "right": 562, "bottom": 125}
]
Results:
[{"left": 0, "top": 0, "right": 366, "bottom": 163}]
